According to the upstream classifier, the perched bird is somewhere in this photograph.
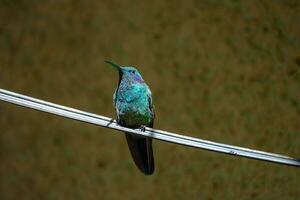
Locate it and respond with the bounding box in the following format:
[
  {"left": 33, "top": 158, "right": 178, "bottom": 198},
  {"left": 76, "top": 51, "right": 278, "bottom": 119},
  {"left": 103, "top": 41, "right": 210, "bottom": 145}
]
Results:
[{"left": 106, "top": 60, "right": 155, "bottom": 175}]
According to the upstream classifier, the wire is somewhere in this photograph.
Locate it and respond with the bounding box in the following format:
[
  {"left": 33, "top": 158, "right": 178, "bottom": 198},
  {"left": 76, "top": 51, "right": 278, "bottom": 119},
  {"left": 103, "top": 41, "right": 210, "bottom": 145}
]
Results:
[{"left": 0, "top": 88, "right": 299, "bottom": 167}]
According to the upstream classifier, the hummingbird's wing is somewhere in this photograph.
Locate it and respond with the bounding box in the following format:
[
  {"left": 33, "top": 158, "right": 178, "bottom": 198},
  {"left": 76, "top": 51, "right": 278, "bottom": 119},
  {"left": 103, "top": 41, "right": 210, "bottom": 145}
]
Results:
[{"left": 147, "top": 93, "right": 155, "bottom": 119}]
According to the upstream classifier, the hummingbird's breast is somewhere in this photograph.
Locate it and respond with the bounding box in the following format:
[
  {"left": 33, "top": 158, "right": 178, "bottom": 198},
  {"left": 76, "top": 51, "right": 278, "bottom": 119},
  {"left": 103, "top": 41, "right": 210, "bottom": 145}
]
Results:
[{"left": 115, "top": 82, "right": 153, "bottom": 128}]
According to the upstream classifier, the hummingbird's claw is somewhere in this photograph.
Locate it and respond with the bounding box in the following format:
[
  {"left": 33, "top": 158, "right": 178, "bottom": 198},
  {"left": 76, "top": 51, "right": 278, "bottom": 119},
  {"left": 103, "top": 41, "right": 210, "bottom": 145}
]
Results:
[{"left": 139, "top": 125, "right": 146, "bottom": 132}]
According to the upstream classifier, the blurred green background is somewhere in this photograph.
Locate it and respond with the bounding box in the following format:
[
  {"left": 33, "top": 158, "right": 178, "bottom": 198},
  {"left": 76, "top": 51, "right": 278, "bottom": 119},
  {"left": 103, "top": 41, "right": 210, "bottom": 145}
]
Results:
[{"left": 0, "top": 0, "right": 299, "bottom": 199}]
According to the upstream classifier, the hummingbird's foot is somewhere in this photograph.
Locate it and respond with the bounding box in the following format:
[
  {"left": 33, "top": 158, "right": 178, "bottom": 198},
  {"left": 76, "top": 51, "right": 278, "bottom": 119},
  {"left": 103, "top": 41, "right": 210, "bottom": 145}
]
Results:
[
  {"left": 139, "top": 125, "right": 146, "bottom": 132},
  {"left": 117, "top": 118, "right": 126, "bottom": 127}
]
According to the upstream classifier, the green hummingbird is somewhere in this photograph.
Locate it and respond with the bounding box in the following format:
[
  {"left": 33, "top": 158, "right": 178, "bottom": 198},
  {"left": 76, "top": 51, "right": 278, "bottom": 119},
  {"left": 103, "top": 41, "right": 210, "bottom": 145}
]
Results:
[{"left": 106, "top": 60, "right": 155, "bottom": 175}]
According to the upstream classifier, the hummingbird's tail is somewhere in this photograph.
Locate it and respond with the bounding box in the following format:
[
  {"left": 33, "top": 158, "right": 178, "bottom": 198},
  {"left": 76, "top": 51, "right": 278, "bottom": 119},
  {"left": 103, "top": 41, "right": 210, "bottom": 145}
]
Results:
[{"left": 125, "top": 133, "right": 155, "bottom": 175}]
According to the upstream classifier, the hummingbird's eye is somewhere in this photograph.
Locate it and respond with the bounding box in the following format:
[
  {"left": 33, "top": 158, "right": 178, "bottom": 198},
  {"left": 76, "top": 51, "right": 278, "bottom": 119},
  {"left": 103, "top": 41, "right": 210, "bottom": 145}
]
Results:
[{"left": 132, "top": 70, "right": 136, "bottom": 74}]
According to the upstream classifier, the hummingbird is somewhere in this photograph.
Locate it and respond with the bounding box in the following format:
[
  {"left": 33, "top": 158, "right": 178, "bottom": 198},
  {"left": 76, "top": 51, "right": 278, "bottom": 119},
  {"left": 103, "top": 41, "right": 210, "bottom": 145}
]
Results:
[{"left": 106, "top": 60, "right": 155, "bottom": 175}]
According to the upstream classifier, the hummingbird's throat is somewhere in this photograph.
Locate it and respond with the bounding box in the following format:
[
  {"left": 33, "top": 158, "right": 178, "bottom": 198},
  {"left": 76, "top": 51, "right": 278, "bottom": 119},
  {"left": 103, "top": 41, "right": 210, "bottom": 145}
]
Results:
[{"left": 134, "top": 75, "right": 144, "bottom": 83}]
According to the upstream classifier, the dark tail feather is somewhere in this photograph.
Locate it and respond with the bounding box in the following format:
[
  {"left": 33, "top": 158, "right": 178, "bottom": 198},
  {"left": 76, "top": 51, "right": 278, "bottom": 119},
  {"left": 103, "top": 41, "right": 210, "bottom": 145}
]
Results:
[{"left": 125, "top": 133, "right": 155, "bottom": 175}]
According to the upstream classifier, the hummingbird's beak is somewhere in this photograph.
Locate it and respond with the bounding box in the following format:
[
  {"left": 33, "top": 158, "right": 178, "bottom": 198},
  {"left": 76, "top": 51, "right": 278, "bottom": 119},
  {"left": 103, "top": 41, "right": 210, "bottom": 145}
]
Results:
[{"left": 105, "top": 60, "right": 122, "bottom": 71}]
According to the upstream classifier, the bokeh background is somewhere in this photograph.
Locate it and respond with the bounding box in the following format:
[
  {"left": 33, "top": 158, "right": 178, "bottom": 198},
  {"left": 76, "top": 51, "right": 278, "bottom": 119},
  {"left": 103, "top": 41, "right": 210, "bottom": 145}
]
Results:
[{"left": 0, "top": 0, "right": 299, "bottom": 199}]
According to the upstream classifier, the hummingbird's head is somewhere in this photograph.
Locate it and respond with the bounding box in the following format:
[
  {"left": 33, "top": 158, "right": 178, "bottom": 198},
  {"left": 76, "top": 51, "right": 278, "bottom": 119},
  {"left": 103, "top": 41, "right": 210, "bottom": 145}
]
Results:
[{"left": 105, "top": 60, "right": 144, "bottom": 83}]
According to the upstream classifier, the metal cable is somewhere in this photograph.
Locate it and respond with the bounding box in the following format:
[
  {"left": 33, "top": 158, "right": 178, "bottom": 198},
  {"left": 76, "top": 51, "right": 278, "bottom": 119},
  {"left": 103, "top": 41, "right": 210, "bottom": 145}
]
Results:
[{"left": 0, "top": 88, "right": 299, "bottom": 167}]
